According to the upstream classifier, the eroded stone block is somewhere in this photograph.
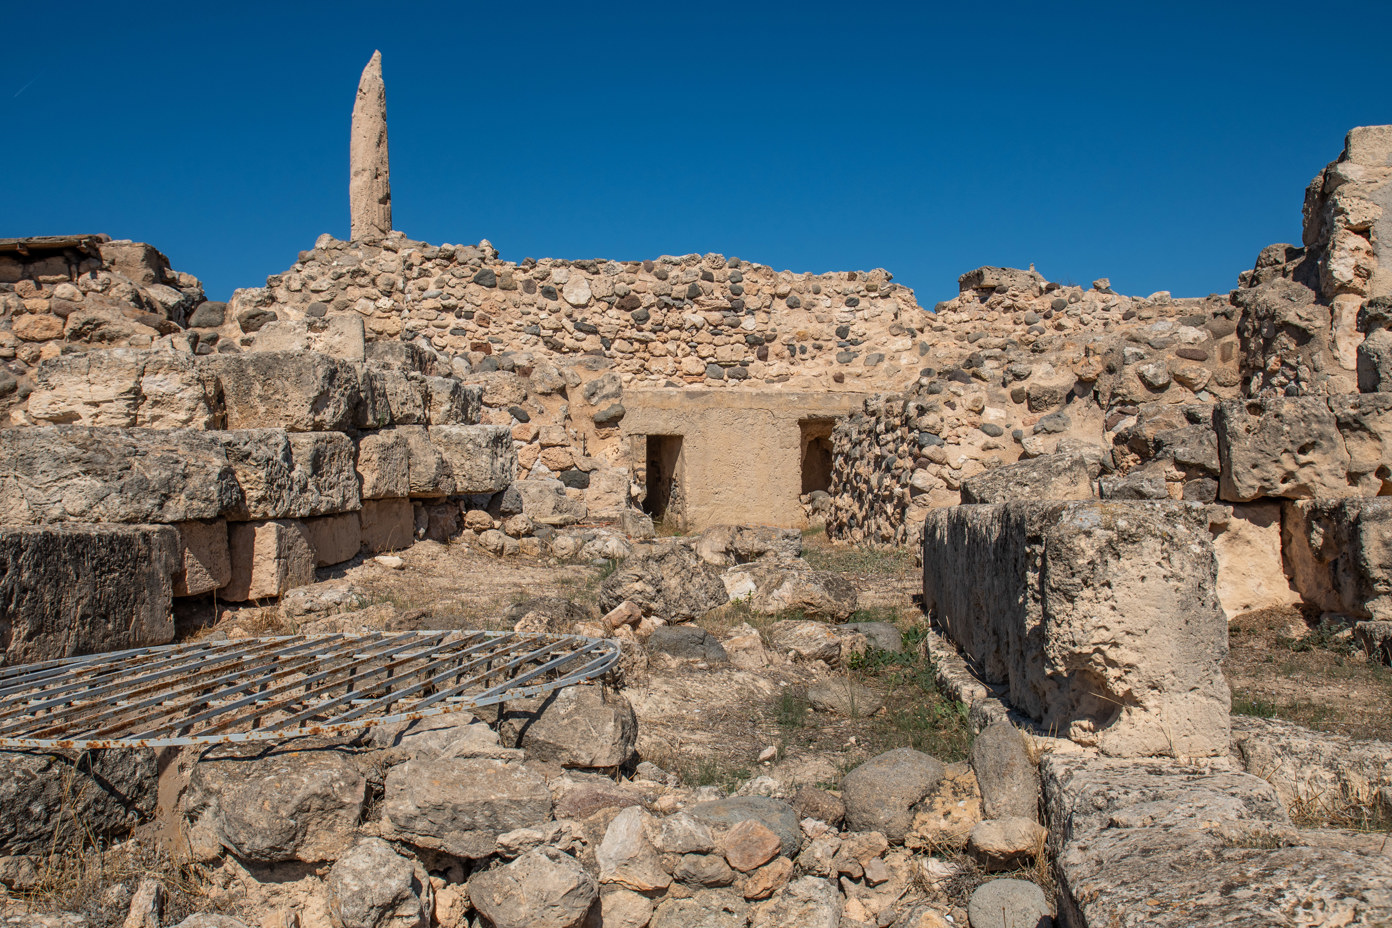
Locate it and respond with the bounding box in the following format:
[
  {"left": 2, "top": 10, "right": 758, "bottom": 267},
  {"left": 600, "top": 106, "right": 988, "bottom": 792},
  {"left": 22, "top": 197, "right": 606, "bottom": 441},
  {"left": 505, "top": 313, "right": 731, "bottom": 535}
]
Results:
[
  {"left": 0, "top": 426, "right": 240, "bottom": 524},
  {"left": 221, "top": 520, "right": 316, "bottom": 601},
  {"left": 202, "top": 351, "right": 361, "bottom": 432},
  {"left": 922, "top": 500, "right": 1229, "bottom": 757},
  {"left": 1283, "top": 497, "right": 1392, "bottom": 621},
  {"left": 0, "top": 523, "right": 178, "bottom": 662},
  {"left": 173, "top": 520, "right": 231, "bottom": 597}
]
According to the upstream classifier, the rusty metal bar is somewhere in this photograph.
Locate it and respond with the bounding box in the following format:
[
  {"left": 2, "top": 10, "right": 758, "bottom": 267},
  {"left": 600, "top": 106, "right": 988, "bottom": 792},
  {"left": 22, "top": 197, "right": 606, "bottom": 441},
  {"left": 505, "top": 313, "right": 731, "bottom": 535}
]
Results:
[{"left": 0, "top": 631, "right": 621, "bottom": 749}]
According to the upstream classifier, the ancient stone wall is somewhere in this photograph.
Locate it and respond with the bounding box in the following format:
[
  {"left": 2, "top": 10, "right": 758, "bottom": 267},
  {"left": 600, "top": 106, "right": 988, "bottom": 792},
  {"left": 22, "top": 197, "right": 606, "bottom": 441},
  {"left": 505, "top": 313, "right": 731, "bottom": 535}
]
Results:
[{"left": 826, "top": 273, "right": 1241, "bottom": 546}]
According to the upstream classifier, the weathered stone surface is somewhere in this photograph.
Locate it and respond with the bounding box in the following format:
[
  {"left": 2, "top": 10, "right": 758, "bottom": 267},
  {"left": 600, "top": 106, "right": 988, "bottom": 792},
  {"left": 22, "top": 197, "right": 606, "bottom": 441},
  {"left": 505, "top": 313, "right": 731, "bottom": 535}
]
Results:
[
  {"left": 966, "top": 879, "right": 1050, "bottom": 928},
  {"left": 1043, "top": 752, "right": 1392, "bottom": 927},
  {"left": 1283, "top": 497, "right": 1392, "bottom": 620},
  {"left": 647, "top": 810, "right": 716, "bottom": 855},
  {"left": 841, "top": 748, "right": 945, "bottom": 842},
  {"left": 499, "top": 685, "right": 637, "bottom": 768},
  {"left": 350, "top": 51, "right": 391, "bottom": 241},
  {"left": 748, "top": 876, "right": 839, "bottom": 928},
  {"left": 597, "top": 806, "right": 670, "bottom": 892},
  {"left": 1216, "top": 394, "right": 1392, "bottom": 501},
  {"left": 1209, "top": 501, "right": 1300, "bottom": 616},
  {"left": 172, "top": 520, "right": 231, "bottom": 597},
  {"left": 960, "top": 453, "right": 1096, "bottom": 505},
  {"left": 427, "top": 425, "right": 516, "bottom": 494},
  {"left": 0, "top": 427, "right": 240, "bottom": 524},
  {"left": 905, "top": 762, "right": 982, "bottom": 852},
  {"left": 467, "top": 848, "right": 596, "bottom": 928},
  {"left": 184, "top": 748, "right": 366, "bottom": 863},
  {"left": 381, "top": 758, "right": 552, "bottom": 858},
  {"left": 0, "top": 748, "right": 157, "bottom": 855},
  {"left": 805, "top": 679, "right": 883, "bottom": 717},
  {"left": 647, "top": 625, "right": 729, "bottom": 663},
  {"left": 967, "top": 817, "right": 1046, "bottom": 871},
  {"left": 302, "top": 512, "right": 361, "bottom": 567},
  {"left": 220, "top": 520, "right": 316, "bottom": 601},
  {"left": 764, "top": 620, "right": 867, "bottom": 666},
  {"left": 27, "top": 350, "right": 214, "bottom": 429},
  {"left": 356, "top": 430, "right": 411, "bottom": 500},
  {"left": 326, "top": 838, "right": 430, "bottom": 928},
  {"left": 515, "top": 476, "right": 587, "bottom": 526},
  {"left": 599, "top": 543, "right": 729, "bottom": 621},
  {"left": 721, "top": 557, "right": 857, "bottom": 621},
  {"left": 686, "top": 797, "right": 801, "bottom": 858},
  {"left": 0, "top": 524, "right": 177, "bottom": 662},
  {"left": 923, "top": 501, "right": 1229, "bottom": 757},
  {"left": 721, "top": 819, "right": 782, "bottom": 872},
  {"left": 397, "top": 426, "right": 451, "bottom": 498},
  {"left": 202, "top": 352, "right": 361, "bottom": 432},
  {"left": 216, "top": 430, "right": 359, "bottom": 520},
  {"left": 1231, "top": 715, "right": 1392, "bottom": 821},
  {"left": 970, "top": 721, "right": 1040, "bottom": 822},
  {"left": 693, "top": 525, "right": 802, "bottom": 566},
  {"left": 651, "top": 889, "right": 749, "bottom": 928}
]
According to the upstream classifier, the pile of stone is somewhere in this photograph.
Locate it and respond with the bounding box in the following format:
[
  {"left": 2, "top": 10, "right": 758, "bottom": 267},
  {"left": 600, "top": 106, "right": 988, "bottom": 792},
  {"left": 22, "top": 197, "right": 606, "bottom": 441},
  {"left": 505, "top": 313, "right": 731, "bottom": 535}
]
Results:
[
  {"left": 0, "top": 235, "right": 207, "bottom": 427},
  {"left": 0, "top": 683, "right": 1060, "bottom": 928}
]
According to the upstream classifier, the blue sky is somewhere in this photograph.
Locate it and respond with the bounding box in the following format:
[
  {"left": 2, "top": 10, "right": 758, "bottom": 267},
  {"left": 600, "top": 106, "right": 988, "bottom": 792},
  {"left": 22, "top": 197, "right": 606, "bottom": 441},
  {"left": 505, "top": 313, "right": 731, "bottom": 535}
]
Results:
[{"left": 2, "top": 2, "right": 1389, "bottom": 304}]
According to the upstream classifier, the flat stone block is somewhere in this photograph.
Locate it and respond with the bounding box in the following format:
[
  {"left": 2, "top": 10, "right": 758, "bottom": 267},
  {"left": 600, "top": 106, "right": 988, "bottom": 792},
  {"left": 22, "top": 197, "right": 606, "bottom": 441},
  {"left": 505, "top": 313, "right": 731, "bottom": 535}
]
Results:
[
  {"left": 202, "top": 350, "right": 361, "bottom": 432},
  {"left": 428, "top": 425, "right": 517, "bottom": 495},
  {"left": 0, "top": 523, "right": 178, "bottom": 662},
  {"left": 0, "top": 426, "right": 240, "bottom": 524},
  {"left": 303, "top": 512, "right": 361, "bottom": 567},
  {"left": 173, "top": 519, "right": 231, "bottom": 597},
  {"left": 221, "top": 520, "right": 316, "bottom": 601},
  {"left": 922, "top": 500, "right": 1229, "bottom": 758}
]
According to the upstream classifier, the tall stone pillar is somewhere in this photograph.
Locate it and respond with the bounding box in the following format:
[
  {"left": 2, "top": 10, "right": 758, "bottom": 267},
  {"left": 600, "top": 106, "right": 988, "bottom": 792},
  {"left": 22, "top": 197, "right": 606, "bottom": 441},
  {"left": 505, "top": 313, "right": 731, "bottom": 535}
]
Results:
[{"left": 350, "top": 50, "right": 391, "bottom": 241}]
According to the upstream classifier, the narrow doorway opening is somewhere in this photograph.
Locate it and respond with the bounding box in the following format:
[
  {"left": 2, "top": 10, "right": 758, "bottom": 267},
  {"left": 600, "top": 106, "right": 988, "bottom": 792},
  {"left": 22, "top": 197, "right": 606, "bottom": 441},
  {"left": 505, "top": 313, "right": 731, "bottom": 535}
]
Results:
[
  {"left": 643, "top": 434, "right": 685, "bottom": 526},
  {"left": 800, "top": 419, "right": 835, "bottom": 495}
]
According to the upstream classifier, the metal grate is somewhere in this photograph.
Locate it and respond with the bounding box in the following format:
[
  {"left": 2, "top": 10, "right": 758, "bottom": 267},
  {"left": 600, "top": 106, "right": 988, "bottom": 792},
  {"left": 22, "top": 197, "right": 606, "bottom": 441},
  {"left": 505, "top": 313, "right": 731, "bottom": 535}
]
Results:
[{"left": 0, "top": 631, "right": 621, "bottom": 750}]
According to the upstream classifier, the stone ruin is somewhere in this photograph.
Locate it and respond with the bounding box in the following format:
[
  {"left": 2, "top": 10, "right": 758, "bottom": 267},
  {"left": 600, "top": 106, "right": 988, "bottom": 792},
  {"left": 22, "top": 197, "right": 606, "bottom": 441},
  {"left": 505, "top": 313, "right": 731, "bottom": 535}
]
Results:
[{"left": 0, "top": 51, "right": 1390, "bottom": 928}]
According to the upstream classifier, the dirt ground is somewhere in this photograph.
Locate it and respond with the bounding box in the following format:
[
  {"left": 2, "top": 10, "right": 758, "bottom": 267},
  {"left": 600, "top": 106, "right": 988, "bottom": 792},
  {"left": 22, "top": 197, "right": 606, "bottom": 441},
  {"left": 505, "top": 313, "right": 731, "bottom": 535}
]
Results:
[{"left": 1225, "top": 605, "right": 1392, "bottom": 743}]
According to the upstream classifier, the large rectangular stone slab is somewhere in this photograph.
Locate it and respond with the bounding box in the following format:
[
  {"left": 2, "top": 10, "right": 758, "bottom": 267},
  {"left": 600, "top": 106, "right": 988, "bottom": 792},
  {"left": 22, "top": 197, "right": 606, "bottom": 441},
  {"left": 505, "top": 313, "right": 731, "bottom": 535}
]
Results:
[
  {"left": 1043, "top": 753, "right": 1392, "bottom": 927},
  {"left": 202, "top": 351, "right": 361, "bottom": 432},
  {"left": 1216, "top": 394, "right": 1392, "bottom": 501},
  {"left": 0, "top": 523, "right": 178, "bottom": 662},
  {"left": 27, "top": 351, "right": 217, "bottom": 430},
  {"left": 0, "top": 426, "right": 241, "bottom": 524},
  {"left": 922, "top": 500, "right": 1229, "bottom": 757},
  {"left": 1282, "top": 496, "right": 1392, "bottom": 621},
  {"left": 428, "top": 425, "right": 517, "bottom": 495},
  {"left": 219, "top": 430, "right": 360, "bottom": 520}
]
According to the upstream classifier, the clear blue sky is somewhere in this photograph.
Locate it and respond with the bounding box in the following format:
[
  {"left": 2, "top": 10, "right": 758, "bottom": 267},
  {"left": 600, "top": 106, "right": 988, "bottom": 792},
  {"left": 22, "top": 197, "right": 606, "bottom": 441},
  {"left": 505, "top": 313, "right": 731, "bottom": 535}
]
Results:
[{"left": 3, "top": 2, "right": 1389, "bottom": 304}]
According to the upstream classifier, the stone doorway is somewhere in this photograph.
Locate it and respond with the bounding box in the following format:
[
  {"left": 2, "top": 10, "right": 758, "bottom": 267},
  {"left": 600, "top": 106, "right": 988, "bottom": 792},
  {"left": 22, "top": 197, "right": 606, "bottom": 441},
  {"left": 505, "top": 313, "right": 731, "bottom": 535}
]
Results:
[
  {"left": 643, "top": 434, "right": 685, "bottom": 527},
  {"left": 800, "top": 419, "right": 835, "bottom": 495}
]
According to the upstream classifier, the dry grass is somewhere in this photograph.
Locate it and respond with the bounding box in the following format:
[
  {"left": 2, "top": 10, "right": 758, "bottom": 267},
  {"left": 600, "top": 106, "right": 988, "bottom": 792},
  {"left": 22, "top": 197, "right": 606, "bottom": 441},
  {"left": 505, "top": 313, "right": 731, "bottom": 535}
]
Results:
[
  {"left": 22, "top": 839, "right": 232, "bottom": 928},
  {"left": 1226, "top": 605, "right": 1392, "bottom": 742}
]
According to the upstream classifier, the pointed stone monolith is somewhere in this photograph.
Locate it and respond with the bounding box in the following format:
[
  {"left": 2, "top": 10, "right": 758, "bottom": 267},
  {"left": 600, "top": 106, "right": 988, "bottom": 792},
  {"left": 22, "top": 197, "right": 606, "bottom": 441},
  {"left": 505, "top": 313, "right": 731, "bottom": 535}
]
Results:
[{"left": 349, "top": 50, "right": 391, "bottom": 240}]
